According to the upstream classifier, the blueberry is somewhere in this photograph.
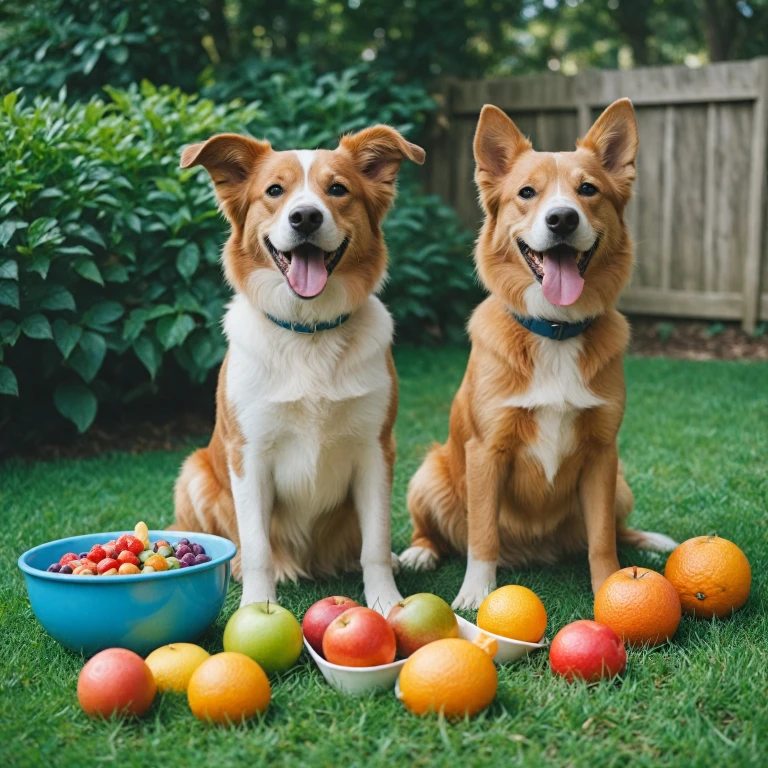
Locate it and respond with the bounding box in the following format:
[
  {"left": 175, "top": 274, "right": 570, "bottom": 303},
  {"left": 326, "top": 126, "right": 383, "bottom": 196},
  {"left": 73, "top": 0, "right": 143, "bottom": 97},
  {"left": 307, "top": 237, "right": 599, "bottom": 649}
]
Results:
[
  {"left": 47, "top": 563, "right": 62, "bottom": 573},
  {"left": 180, "top": 553, "right": 197, "bottom": 567},
  {"left": 60, "top": 565, "right": 73, "bottom": 574},
  {"left": 177, "top": 538, "right": 190, "bottom": 547},
  {"left": 175, "top": 545, "right": 192, "bottom": 559},
  {"left": 194, "top": 554, "right": 211, "bottom": 565},
  {"left": 78, "top": 552, "right": 88, "bottom": 559},
  {"left": 191, "top": 543, "right": 205, "bottom": 556}
]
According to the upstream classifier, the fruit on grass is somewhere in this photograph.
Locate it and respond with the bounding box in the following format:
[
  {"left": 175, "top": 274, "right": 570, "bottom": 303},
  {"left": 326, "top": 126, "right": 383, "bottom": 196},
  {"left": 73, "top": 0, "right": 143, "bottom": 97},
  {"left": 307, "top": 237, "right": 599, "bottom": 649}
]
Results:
[
  {"left": 387, "top": 593, "right": 458, "bottom": 657},
  {"left": 223, "top": 602, "right": 303, "bottom": 674},
  {"left": 664, "top": 536, "right": 751, "bottom": 619},
  {"left": 77, "top": 648, "right": 156, "bottom": 718},
  {"left": 594, "top": 566, "right": 681, "bottom": 646},
  {"left": 145, "top": 643, "right": 211, "bottom": 693},
  {"left": 302, "top": 596, "right": 360, "bottom": 656},
  {"left": 322, "top": 607, "right": 397, "bottom": 667},
  {"left": 187, "top": 652, "right": 270, "bottom": 723},
  {"left": 397, "top": 637, "right": 498, "bottom": 718},
  {"left": 476, "top": 585, "right": 547, "bottom": 643},
  {"left": 549, "top": 620, "right": 626, "bottom": 683}
]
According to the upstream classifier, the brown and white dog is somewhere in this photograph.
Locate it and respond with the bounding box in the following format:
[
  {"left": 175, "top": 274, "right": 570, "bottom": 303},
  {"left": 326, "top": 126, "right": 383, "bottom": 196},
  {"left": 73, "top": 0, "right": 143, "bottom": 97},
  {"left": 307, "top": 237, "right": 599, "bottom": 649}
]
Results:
[
  {"left": 173, "top": 126, "right": 424, "bottom": 614},
  {"left": 401, "top": 99, "right": 676, "bottom": 609}
]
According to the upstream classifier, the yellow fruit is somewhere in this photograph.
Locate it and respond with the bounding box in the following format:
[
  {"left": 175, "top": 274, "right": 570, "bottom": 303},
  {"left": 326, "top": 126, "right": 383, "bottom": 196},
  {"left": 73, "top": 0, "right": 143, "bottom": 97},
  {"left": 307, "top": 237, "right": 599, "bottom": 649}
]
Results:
[
  {"left": 476, "top": 585, "right": 547, "bottom": 642},
  {"left": 664, "top": 536, "right": 751, "bottom": 619},
  {"left": 594, "top": 566, "right": 681, "bottom": 646},
  {"left": 187, "top": 652, "right": 270, "bottom": 723},
  {"left": 144, "top": 554, "right": 168, "bottom": 572},
  {"left": 134, "top": 521, "right": 151, "bottom": 551},
  {"left": 145, "top": 643, "right": 211, "bottom": 693},
  {"left": 397, "top": 637, "right": 497, "bottom": 719}
]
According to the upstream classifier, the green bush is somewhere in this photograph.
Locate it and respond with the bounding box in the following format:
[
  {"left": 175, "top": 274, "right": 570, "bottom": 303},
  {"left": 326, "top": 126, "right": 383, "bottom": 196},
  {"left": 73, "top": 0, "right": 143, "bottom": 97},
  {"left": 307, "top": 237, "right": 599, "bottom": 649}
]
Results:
[{"left": 0, "top": 71, "right": 476, "bottom": 435}]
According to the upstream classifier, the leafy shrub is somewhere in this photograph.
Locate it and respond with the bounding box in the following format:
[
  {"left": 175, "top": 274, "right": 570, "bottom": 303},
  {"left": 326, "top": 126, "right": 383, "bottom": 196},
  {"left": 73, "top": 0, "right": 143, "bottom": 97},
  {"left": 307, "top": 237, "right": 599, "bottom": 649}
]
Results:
[
  {"left": 0, "top": 0, "right": 208, "bottom": 97},
  {"left": 0, "top": 70, "right": 476, "bottom": 435}
]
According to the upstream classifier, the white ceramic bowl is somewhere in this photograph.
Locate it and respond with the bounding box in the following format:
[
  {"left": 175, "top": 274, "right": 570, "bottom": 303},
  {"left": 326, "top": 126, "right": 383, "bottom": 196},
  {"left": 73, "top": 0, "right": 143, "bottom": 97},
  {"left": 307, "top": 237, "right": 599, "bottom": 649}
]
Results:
[{"left": 304, "top": 613, "right": 548, "bottom": 695}]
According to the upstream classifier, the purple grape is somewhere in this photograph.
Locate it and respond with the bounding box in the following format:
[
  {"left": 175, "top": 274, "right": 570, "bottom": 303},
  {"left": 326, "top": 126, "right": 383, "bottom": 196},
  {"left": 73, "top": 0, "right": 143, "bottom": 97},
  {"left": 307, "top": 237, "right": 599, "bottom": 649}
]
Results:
[
  {"left": 191, "top": 543, "right": 205, "bottom": 556},
  {"left": 78, "top": 552, "right": 88, "bottom": 559},
  {"left": 180, "top": 553, "right": 197, "bottom": 567},
  {"left": 177, "top": 538, "right": 190, "bottom": 547},
  {"left": 194, "top": 554, "right": 211, "bottom": 565},
  {"left": 175, "top": 545, "right": 192, "bottom": 559},
  {"left": 47, "top": 563, "right": 62, "bottom": 573},
  {"left": 179, "top": 560, "right": 190, "bottom": 568},
  {"left": 60, "top": 565, "right": 73, "bottom": 574}
]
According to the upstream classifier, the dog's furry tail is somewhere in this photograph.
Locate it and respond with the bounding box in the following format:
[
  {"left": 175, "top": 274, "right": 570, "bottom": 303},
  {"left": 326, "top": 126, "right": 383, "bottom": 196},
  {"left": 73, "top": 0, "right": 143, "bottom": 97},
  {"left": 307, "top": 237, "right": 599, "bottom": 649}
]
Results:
[{"left": 618, "top": 527, "right": 678, "bottom": 553}]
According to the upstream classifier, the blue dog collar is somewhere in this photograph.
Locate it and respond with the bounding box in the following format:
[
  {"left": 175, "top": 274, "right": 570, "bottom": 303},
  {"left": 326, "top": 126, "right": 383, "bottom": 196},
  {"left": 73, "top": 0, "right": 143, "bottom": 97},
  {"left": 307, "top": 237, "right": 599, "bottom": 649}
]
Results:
[
  {"left": 510, "top": 312, "right": 594, "bottom": 341},
  {"left": 264, "top": 312, "right": 351, "bottom": 335}
]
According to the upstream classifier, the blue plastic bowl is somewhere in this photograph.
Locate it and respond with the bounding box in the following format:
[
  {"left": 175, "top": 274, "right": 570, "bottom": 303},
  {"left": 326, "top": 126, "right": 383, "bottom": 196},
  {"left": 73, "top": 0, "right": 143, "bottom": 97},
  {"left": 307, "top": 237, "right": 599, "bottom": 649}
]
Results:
[{"left": 18, "top": 530, "right": 237, "bottom": 657}]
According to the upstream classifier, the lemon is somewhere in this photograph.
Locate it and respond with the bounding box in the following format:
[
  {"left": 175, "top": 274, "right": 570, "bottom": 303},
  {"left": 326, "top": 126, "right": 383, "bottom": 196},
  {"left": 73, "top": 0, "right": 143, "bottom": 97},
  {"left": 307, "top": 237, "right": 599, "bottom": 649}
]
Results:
[{"left": 145, "top": 643, "right": 210, "bottom": 693}]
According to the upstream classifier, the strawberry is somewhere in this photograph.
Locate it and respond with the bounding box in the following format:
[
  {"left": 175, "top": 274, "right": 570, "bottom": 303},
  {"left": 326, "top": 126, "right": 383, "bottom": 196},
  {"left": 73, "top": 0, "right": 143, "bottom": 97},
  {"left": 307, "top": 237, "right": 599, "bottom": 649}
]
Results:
[
  {"left": 97, "top": 557, "right": 120, "bottom": 574},
  {"left": 59, "top": 552, "right": 79, "bottom": 566},
  {"left": 124, "top": 536, "right": 145, "bottom": 556},
  {"left": 104, "top": 547, "right": 118, "bottom": 559},
  {"left": 114, "top": 534, "right": 131, "bottom": 554},
  {"left": 117, "top": 551, "right": 140, "bottom": 566},
  {"left": 88, "top": 545, "right": 107, "bottom": 563}
]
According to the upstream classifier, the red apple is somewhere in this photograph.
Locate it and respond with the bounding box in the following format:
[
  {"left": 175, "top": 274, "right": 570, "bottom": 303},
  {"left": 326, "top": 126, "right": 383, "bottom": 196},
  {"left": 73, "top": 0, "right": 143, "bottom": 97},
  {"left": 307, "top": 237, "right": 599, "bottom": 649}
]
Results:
[
  {"left": 387, "top": 593, "right": 458, "bottom": 657},
  {"left": 302, "top": 596, "right": 360, "bottom": 657},
  {"left": 550, "top": 619, "right": 626, "bottom": 683},
  {"left": 322, "top": 607, "right": 396, "bottom": 667},
  {"left": 77, "top": 648, "right": 156, "bottom": 717}
]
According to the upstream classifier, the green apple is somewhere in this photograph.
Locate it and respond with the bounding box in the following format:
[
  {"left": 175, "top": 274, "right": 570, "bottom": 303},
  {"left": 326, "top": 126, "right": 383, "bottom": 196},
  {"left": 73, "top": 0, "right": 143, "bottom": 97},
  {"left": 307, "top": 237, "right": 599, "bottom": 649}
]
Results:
[{"left": 223, "top": 602, "right": 303, "bottom": 674}]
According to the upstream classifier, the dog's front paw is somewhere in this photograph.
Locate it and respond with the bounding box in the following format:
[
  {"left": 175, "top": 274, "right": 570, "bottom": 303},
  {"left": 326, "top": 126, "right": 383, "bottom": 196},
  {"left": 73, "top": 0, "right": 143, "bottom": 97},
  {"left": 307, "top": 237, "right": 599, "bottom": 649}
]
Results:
[
  {"left": 399, "top": 545, "right": 438, "bottom": 572},
  {"left": 451, "top": 582, "right": 496, "bottom": 611},
  {"left": 239, "top": 581, "right": 277, "bottom": 609},
  {"left": 365, "top": 582, "right": 403, "bottom": 617}
]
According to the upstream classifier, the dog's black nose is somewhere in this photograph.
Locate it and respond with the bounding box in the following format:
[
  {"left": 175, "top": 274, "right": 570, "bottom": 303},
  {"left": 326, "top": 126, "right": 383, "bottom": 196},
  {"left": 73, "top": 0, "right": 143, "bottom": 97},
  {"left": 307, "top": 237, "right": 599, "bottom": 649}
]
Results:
[
  {"left": 289, "top": 206, "right": 323, "bottom": 235},
  {"left": 546, "top": 207, "right": 580, "bottom": 237}
]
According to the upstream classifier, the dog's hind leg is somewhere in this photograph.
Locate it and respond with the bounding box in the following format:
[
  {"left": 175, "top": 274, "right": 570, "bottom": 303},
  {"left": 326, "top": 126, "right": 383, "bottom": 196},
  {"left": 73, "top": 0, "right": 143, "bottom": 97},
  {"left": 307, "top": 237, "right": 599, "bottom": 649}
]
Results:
[
  {"left": 615, "top": 470, "right": 678, "bottom": 553},
  {"left": 400, "top": 447, "right": 463, "bottom": 571},
  {"left": 174, "top": 448, "right": 242, "bottom": 579}
]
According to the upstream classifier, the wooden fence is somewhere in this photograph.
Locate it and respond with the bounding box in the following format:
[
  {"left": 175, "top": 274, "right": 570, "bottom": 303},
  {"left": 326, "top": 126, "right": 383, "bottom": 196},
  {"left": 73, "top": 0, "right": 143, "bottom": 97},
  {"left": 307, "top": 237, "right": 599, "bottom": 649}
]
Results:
[{"left": 425, "top": 58, "right": 768, "bottom": 331}]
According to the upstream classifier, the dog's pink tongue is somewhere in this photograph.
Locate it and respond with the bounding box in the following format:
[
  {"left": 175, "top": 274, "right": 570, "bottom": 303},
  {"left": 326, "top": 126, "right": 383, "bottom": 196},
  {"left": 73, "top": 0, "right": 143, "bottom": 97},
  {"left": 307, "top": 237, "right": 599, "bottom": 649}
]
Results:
[
  {"left": 287, "top": 244, "right": 327, "bottom": 298},
  {"left": 542, "top": 251, "right": 584, "bottom": 306}
]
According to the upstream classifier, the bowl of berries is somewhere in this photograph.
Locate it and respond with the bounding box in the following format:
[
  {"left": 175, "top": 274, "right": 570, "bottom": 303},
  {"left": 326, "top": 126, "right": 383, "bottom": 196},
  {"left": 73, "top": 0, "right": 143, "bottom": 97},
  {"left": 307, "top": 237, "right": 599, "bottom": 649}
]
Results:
[{"left": 17, "top": 522, "right": 237, "bottom": 656}]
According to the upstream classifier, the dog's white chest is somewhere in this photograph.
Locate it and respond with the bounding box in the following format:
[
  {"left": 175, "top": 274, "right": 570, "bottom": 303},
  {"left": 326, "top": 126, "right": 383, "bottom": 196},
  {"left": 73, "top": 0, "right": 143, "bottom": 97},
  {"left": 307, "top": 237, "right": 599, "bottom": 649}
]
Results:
[
  {"left": 503, "top": 337, "right": 604, "bottom": 483},
  {"left": 224, "top": 294, "right": 393, "bottom": 515}
]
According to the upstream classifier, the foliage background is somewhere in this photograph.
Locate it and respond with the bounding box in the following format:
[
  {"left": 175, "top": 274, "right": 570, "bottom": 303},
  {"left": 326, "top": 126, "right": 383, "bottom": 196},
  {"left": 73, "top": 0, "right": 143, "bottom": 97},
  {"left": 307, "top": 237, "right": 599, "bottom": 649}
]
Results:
[{"left": 0, "top": 0, "right": 766, "bottom": 437}]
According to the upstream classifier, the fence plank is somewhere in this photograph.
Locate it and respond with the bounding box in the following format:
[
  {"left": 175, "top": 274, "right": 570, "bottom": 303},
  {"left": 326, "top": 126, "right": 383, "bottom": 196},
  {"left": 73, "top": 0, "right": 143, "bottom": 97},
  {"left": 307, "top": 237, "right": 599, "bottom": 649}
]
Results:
[
  {"left": 742, "top": 58, "right": 768, "bottom": 331},
  {"left": 660, "top": 106, "right": 675, "bottom": 291},
  {"left": 703, "top": 103, "right": 717, "bottom": 292}
]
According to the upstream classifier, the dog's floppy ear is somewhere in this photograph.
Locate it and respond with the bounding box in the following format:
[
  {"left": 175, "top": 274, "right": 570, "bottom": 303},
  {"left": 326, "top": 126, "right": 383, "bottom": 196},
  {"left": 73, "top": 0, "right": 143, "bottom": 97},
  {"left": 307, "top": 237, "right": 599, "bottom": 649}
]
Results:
[
  {"left": 579, "top": 98, "right": 638, "bottom": 198},
  {"left": 340, "top": 125, "right": 425, "bottom": 220},
  {"left": 473, "top": 105, "right": 531, "bottom": 214},
  {"left": 180, "top": 134, "right": 271, "bottom": 224}
]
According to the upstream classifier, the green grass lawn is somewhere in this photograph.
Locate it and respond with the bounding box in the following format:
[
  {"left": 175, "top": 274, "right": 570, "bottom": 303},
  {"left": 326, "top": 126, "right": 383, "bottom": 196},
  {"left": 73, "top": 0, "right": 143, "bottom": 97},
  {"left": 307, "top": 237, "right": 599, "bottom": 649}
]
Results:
[{"left": 2, "top": 347, "right": 766, "bottom": 767}]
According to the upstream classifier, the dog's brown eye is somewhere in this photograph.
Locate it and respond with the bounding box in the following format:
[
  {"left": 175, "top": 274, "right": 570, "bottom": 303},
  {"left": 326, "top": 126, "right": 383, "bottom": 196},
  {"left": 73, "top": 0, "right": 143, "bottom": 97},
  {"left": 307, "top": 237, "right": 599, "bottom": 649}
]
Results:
[
  {"left": 519, "top": 186, "right": 536, "bottom": 199},
  {"left": 328, "top": 183, "right": 348, "bottom": 197},
  {"left": 266, "top": 185, "right": 284, "bottom": 198},
  {"left": 578, "top": 182, "right": 598, "bottom": 197}
]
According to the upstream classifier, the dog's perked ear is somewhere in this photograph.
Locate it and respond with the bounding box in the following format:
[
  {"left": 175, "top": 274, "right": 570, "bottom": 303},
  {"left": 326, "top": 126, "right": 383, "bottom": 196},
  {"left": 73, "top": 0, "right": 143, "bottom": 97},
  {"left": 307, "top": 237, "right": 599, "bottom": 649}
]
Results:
[
  {"left": 473, "top": 105, "right": 532, "bottom": 215},
  {"left": 180, "top": 134, "right": 271, "bottom": 225},
  {"left": 340, "top": 125, "right": 425, "bottom": 220},
  {"left": 578, "top": 98, "right": 638, "bottom": 201}
]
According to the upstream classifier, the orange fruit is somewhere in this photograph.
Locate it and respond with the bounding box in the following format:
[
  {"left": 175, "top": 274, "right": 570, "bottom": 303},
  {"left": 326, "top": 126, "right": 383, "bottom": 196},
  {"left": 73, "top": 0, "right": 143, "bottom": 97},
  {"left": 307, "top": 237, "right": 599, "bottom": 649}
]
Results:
[
  {"left": 145, "top": 643, "right": 211, "bottom": 693},
  {"left": 476, "top": 585, "right": 547, "bottom": 642},
  {"left": 594, "top": 566, "right": 681, "bottom": 647},
  {"left": 664, "top": 536, "right": 751, "bottom": 619},
  {"left": 187, "top": 652, "right": 270, "bottom": 723},
  {"left": 397, "top": 637, "right": 497, "bottom": 719}
]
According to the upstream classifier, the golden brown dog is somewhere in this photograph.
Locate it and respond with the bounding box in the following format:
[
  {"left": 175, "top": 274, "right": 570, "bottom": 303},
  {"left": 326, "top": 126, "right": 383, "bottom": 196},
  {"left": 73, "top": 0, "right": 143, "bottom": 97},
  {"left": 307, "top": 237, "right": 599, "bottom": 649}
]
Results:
[
  {"left": 401, "top": 99, "right": 676, "bottom": 608},
  {"left": 173, "top": 126, "right": 424, "bottom": 614}
]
